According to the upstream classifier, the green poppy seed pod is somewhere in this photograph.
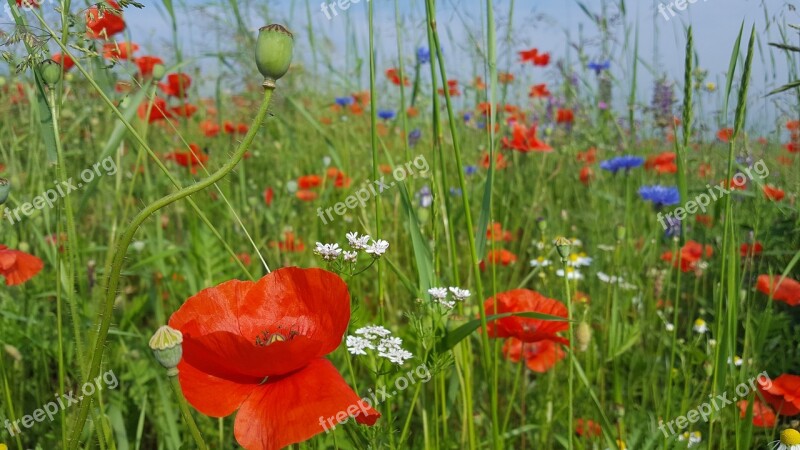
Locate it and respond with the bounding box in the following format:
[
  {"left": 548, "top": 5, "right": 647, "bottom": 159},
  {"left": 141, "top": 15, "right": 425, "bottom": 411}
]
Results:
[
  {"left": 151, "top": 64, "right": 166, "bottom": 81},
  {"left": 575, "top": 321, "right": 592, "bottom": 352},
  {"left": 149, "top": 325, "right": 183, "bottom": 374},
  {"left": 255, "top": 24, "right": 294, "bottom": 87},
  {"left": 39, "top": 59, "right": 61, "bottom": 87},
  {"left": 615, "top": 224, "right": 626, "bottom": 241},
  {"left": 536, "top": 218, "right": 547, "bottom": 233},
  {"left": 554, "top": 236, "right": 572, "bottom": 261},
  {"left": 0, "top": 178, "right": 9, "bottom": 205}
]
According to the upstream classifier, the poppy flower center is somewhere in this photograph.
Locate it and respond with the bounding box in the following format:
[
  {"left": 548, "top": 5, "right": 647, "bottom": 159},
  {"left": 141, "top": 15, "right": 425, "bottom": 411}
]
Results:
[{"left": 254, "top": 326, "right": 299, "bottom": 347}]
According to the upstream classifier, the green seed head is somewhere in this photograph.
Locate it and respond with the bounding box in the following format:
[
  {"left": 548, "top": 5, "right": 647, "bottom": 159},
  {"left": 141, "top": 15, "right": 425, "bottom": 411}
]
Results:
[
  {"left": 255, "top": 24, "right": 294, "bottom": 86},
  {"left": 149, "top": 325, "right": 183, "bottom": 371},
  {"left": 151, "top": 64, "right": 166, "bottom": 81},
  {"left": 0, "top": 178, "right": 9, "bottom": 205},
  {"left": 39, "top": 59, "right": 61, "bottom": 87},
  {"left": 554, "top": 236, "right": 572, "bottom": 261}
]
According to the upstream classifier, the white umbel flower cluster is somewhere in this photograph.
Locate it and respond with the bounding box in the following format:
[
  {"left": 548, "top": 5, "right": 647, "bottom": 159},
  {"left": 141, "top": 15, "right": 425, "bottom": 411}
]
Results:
[
  {"left": 314, "top": 242, "right": 342, "bottom": 261},
  {"left": 427, "top": 286, "right": 471, "bottom": 310},
  {"left": 347, "top": 325, "right": 413, "bottom": 365},
  {"left": 313, "top": 232, "right": 390, "bottom": 266}
]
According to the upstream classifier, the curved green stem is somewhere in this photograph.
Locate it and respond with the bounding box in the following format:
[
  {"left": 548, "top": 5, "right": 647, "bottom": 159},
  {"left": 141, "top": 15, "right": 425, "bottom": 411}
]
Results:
[
  {"left": 170, "top": 373, "right": 208, "bottom": 449},
  {"left": 68, "top": 86, "right": 276, "bottom": 448}
]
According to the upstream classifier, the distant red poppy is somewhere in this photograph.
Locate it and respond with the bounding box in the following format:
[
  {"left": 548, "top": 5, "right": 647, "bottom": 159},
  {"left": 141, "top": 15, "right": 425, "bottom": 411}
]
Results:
[
  {"left": 756, "top": 275, "right": 800, "bottom": 306},
  {"left": 165, "top": 144, "right": 208, "bottom": 169},
  {"left": 762, "top": 185, "right": 785, "bottom": 201},
  {"left": 170, "top": 103, "right": 198, "bottom": 118},
  {"left": 296, "top": 190, "right": 318, "bottom": 201},
  {"left": 86, "top": 0, "right": 126, "bottom": 39},
  {"left": 740, "top": 242, "right": 762, "bottom": 258},
  {"left": 159, "top": 73, "right": 191, "bottom": 98},
  {"left": 326, "top": 168, "right": 351, "bottom": 188},
  {"left": 236, "top": 123, "right": 249, "bottom": 134},
  {"left": 169, "top": 267, "right": 380, "bottom": 450},
  {"left": 473, "top": 76, "right": 486, "bottom": 90},
  {"left": 498, "top": 72, "right": 515, "bottom": 84},
  {"left": 717, "top": 128, "right": 734, "bottom": 143},
  {"left": 15, "top": 0, "right": 41, "bottom": 7},
  {"left": 406, "top": 106, "right": 419, "bottom": 118},
  {"left": 758, "top": 374, "right": 800, "bottom": 416},
  {"left": 134, "top": 56, "right": 163, "bottom": 77},
  {"left": 480, "top": 152, "right": 508, "bottom": 170},
  {"left": 269, "top": 231, "right": 306, "bottom": 253},
  {"left": 661, "top": 240, "right": 713, "bottom": 272},
  {"left": 519, "top": 48, "right": 550, "bottom": 66},
  {"left": 479, "top": 249, "right": 517, "bottom": 270},
  {"left": 579, "top": 166, "right": 593, "bottom": 186},
  {"left": 263, "top": 187, "right": 274, "bottom": 206},
  {"left": 787, "top": 120, "right": 800, "bottom": 131},
  {"left": 137, "top": 97, "right": 172, "bottom": 123},
  {"left": 234, "top": 253, "right": 251, "bottom": 266},
  {"left": 529, "top": 83, "right": 551, "bottom": 98},
  {"left": 502, "top": 337, "right": 565, "bottom": 373},
  {"left": 695, "top": 215, "right": 713, "bottom": 228},
  {"left": 486, "top": 222, "right": 513, "bottom": 242},
  {"left": 698, "top": 163, "right": 713, "bottom": 178},
  {"left": 437, "top": 80, "right": 460, "bottom": 97},
  {"left": 102, "top": 42, "right": 138, "bottom": 60},
  {"left": 200, "top": 120, "right": 220, "bottom": 137},
  {"left": 786, "top": 142, "right": 800, "bottom": 153},
  {"left": 298, "top": 175, "right": 322, "bottom": 189},
  {"left": 502, "top": 122, "right": 552, "bottom": 153},
  {"left": 0, "top": 245, "right": 44, "bottom": 286},
  {"left": 556, "top": 109, "right": 574, "bottom": 124},
  {"left": 738, "top": 399, "right": 776, "bottom": 428},
  {"left": 385, "top": 68, "right": 410, "bottom": 86},
  {"left": 51, "top": 53, "right": 75, "bottom": 71},
  {"left": 645, "top": 152, "right": 677, "bottom": 174},
  {"left": 575, "top": 418, "right": 602, "bottom": 439},
  {"left": 576, "top": 147, "right": 597, "bottom": 164},
  {"left": 482, "top": 289, "right": 568, "bottom": 344},
  {"left": 721, "top": 176, "right": 747, "bottom": 191}
]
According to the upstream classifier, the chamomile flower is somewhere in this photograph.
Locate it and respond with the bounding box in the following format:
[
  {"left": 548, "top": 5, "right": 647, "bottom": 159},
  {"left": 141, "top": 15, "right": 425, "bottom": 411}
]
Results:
[
  {"left": 678, "top": 431, "right": 702, "bottom": 448},
  {"left": 771, "top": 429, "right": 800, "bottom": 450},
  {"left": 530, "top": 257, "right": 552, "bottom": 267},
  {"left": 557, "top": 267, "right": 583, "bottom": 280},
  {"left": 693, "top": 318, "right": 708, "bottom": 334},
  {"left": 314, "top": 242, "right": 342, "bottom": 261},
  {"left": 567, "top": 252, "right": 593, "bottom": 267},
  {"left": 728, "top": 355, "right": 743, "bottom": 367},
  {"left": 365, "top": 239, "right": 389, "bottom": 257},
  {"left": 346, "top": 232, "right": 371, "bottom": 250}
]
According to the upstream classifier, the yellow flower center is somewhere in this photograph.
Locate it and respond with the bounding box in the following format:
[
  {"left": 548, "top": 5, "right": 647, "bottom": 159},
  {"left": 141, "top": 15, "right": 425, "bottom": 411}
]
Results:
[
  {"left": 694, "top": 319, "right": 705, "bottom": 326},
  {"left": 782, "top": 429, "right": 800, "bottom": 445}
]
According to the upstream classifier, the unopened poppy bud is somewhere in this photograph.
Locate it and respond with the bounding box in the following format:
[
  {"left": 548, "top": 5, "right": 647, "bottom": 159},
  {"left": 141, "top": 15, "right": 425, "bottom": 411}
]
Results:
[
  {"left": 615, "top": 224, "right": 626, "bottom": 241},
  {"left": 149, "top": 325, "right": 183, "bottom": 374},
  {"left": 39, "top": 59, "right": 61, "bottom": 87},
  {"left": 0, "top": 178, "right": 9, "bottom": 205},
  {"left": 575, "top": 321, "right": 592, "bottom": 352},
  {"left": 554, "top": 236, "right": 572, "bottom": 261},
  {"left": 151, "top": 64, "right": 166, "bottom": 81},
  {"left": 255, "top": 24, "right": 294, "bottom": 87},
  {"left": 536, "top": 218, "right": 547, "bottom": 233}
]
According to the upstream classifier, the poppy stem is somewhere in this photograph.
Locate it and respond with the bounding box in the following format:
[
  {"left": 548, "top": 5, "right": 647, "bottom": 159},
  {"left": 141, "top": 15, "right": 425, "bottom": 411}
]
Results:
[
  {"left": 169, "top": 373, "right": 208, "bottom": 449},
  {"left": 560, "top": 257, "right": 575, "bottom": 450}
]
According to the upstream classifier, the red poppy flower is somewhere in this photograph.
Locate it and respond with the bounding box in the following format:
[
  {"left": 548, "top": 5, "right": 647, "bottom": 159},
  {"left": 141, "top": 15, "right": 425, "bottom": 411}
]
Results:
[
  {"left": 326, "top": 168, "right": 351, "bottom": 188},
  {"left": 762, "top": 185, "right": 785, "bottom": 201},
  {"left": 159, "top": 73, "right": 191, "bottom": 98},
  {"left": 482, "top": 289, "right": 568, "bottom": 344},
  {"left": 138, "top": 97, "right": 173, "bottom": 122},
  {"left": 740, "top": 242, "right": 763, "bottom": 258},
  {"left": 787, "top": 120, "right": 800, "bottom": 131},
  {"left": 296, "top": 190, "right": 317, "bottom": 201},
  {"left": 263, "top": 187, "right": 274, "bottom": 206},
  {"left": 738, "top": 399, "right": 776, "bottom": 428},
  {"left": 575, "top": 418, "right": 602, "bottom": 439},
  {"left": 200, "top": 120, "right": 220, "bottom": 137},
  {"left": 519, "top": 48, "right": 550, "bottom": 66},
  {"left": 698, "top": 163, "right": 713, "bottom": 178},
  {"left": 479, "top": 249, "right": 517, "bottom": 270},
  {"left": 579, "top": 166, "right": 593, "bottom": 186},
  {"left": 165, "top": 144, "right": 208, "bottom": 168},
  {"left": 86, "top": 0, "right": 126, "bottom": 39},
  {"left": 102, "top": 42, "right": 138, "bottom": 60},
  {"left": 15, "top": 0, "right": 40, "bottom": 7},
  {"left": 480, "top": 152, "right": 507, "bottom": 170},
  {"left": 298, "top": 175, "right": 322, "bottom": 189},
  {"left": 786, "top": 142, "right": 800, "bottom": 153},
  {"left": 721, "top": 176, "right": 747, "bottom": 191},
  {"left": 576, "top": 147, "right": 597, "bottom": 164},
  {"left": 385, "top": 68, "right": 410, "bottom": 86},
  {"left": 756, "top": 275, "right": 800, "bottom": 306},
  {"left": 51, "top": 53, "right": 75, "bottom": 71},
  {"left": 135, "top": 56, "right": 163, "bottom": 77},
  {"left": 661, "top": 240, "right": 713, "bottom": 272},
  {"left": 502, "top": 337, "right": 565, "bottom": 373},
  {"left": 406, "top": 106, "right": 419, "bottom": 118},
  {"left": 758, "top": 374, "right": 800, "bottom": 416},
  {"left": 645, "top": 152, "right": 677, "bottom": 173},
  {"left": 473, "top": 76, "right": 486, "bottom": 90},
  {"left": 234, "top": 253, "right": 252, "bottom": 266},
  {"left": 236, "top": 123, "right": 249, "bottom": 134},
  {"left": 269, "top": 232, "right": 306, "bottom": 253},
  {"left": 695, "top": 215, "right": 713, "bottom": 227},
  {"left": 529, "top": 83, "right": 551, "bottom": 98},
  {"left": 717, "top": 128, "right": 734, "bottom": 143},
  {"left": 0, "top": 245, "right": 44, "bottom": 286},
  {"left": 502, "top": 122, "right": 552, "bottom": 153},
  {"left": 437, "top": 80, "right": 461, "bottom": 97},
  {"left": 486, "top": 222, "right": 513, "bottom": 243},
  {"left": 169, "top": 267, "right": 380, "bottom": 450},
  {"left": 556, "top": 109, "right": 574, "bottom": 124},
  {"left": 498, "top": 72, "right": 515, "bottom": 84},
  {"left": 170, "top": 103, "right": 198, "bottom": 118}
]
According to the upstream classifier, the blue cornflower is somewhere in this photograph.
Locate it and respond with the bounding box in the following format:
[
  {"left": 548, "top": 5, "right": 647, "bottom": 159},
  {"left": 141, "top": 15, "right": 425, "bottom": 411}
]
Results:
[
  {"left": 599, "top": 156, "right": 645, "bottom": 174},
  {"left": 663, "top": 215, "right": 682, "bottom": 238},
  {"left": 588, "top": 60, "right": 611, "bottom": 75},
  {"left": 335, "top": 96, "right": 354, "bottom": 107},
  {"left": 465, "top": 165, "right": 478, "bottom": 176},
  {"left": 417, "top": 47, "right": 430, "bottom": 64},
  {"left": 408, "top": 129, "right": 422, "bottom": 147},
  {"left": 463, "top": 112, "right": 473, "bottom": 122},
  {"left": 416, "top": 185, "right": 432, "bottom": 208},
  {"left": 638, "top": 185, "right": 680, "bottom": 207},
  {"left": 378, "top": 110, "right": 396, "bottom": 120}
]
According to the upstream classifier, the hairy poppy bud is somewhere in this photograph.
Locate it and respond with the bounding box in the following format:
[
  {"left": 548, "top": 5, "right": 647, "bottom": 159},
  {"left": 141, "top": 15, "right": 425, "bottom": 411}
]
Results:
[
  {"left": 536, "top": 217, "right": 547, "bottom": 233},
  {"left": 149, "top": 325, "right": 183, "bottom": 374},
  {"left": 39, "top": 59, "right": 61, "bottom": 87},
  {"left": 255, "top": 24, "right": 294, "bottom": 87},
  {"left": 554, "top": 236, "right": 572, "bottom": 261},
  {"left": 0, "top": 178, "right": 9, "bottom": 205},
  {"left": 575, "top": 321, "right": 592, "bottom": 352},
  {"left": 151, "top": 63, "right": 166, "bottom": 81}
]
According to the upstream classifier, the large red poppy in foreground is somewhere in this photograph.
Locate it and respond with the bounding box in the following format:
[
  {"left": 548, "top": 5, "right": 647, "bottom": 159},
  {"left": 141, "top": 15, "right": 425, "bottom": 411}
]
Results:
[
  {"left": 756, "top": 275, "right": 800, "bottom": 306},
  {"left": 759, "top": 374, "right": 800, "bottom": 416},
  {"left": 169, "top": 267, "right": 379, "bottom": 450},
  {"left": 483, "top": 289, "right": 568, "bottom": 344}
]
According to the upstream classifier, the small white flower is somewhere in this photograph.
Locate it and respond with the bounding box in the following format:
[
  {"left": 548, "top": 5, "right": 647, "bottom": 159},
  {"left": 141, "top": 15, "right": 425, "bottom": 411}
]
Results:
[
  {"left": 377, "top": 337, "right": 413, "bottom": 365},
  {"left": 556, "top": 268, "right": 583, "bottom": 280},
  {"left": 693, "top": 319, "right": 708, "bottom": 334},
  {"left": 678, "top": 431, "right": 702, "bottom": 448},
  {"left": 346, "top": 232, "right": 371, "bottom": 250},
  {"left": 665, "top": 323, "right": 675, "bottom": 332},
  {"left": 567, "top": 252, "right": 593, "bottom": 267},
  {"left": 428, "top": 287, "right": 448, "bottom": 300},
  {"left": 322, "top": 156, "right": 332, "bottom": 167},
  {"left": 728, "top": 355, "right": 743, "bottom": 367},
  {"left": 365, "top": 239, "right": 389, "bottom": 257},
  {"left": 343, "top": 251, "right": 358, "bottom": 262},
  {"left": 286, "top": 180, "right": 298, "bottom": 193},
  {"left": 597, "top": 244, "right": 616, "bottom": 252},
  {"left": 132, "top": 241, "right": 145, "bottom": 252},
  {"left": 346, "top": 335, "right": 374, "bottom": 355},
  {"left": 448, "top": 287, "right": 470, "bottom": 301},
  {"left": 535, "top": 241, "right": 546, "bottom": 250},
  {"left": 355, "top": 325, "right": 391, "bottom": 340},
  {"left": 314, "top": 242, "right": 342, "bottom": 261},
  {"left": 530, "top": 257, "right": 552, "bottom": 267}
]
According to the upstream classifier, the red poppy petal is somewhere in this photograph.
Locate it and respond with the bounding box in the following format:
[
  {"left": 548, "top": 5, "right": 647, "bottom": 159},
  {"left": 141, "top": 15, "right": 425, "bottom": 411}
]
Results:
[
  {"left": 176, "top": 358, "right": 260, "bottom": 418},
  {"left": 1, "top": 250, "right": 43, "bottom": 286},
  {"left": 169, "top": 279, "right": 254, "bottom": 335},
  {"left": 233, "top": 358, "right": 380, "bottom": 450}
]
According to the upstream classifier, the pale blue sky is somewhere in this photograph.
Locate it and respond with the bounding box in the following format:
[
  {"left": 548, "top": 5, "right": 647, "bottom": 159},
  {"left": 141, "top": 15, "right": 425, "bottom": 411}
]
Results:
[{"left": 29, "top": 0, "right": 800, "bottom": 133}]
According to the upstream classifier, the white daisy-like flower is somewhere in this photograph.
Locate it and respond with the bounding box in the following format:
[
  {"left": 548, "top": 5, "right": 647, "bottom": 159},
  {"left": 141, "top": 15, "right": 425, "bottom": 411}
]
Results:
[
  {"left": 354, "top": 325, "right": 391, "bottom": 340},
  {"left": 665, "top": 322, "right": 675, "bottom": 332},
  {"left": 428, "top": 287, "right": 448, "bottom": 300},
  {"left": 570, "top": 238, "right": 583, "bottom": 247},
  {"left": 728, "top": 355, "right": 743, "bottom": 367},
  {"left": 535, "top": 241, "right": 546, "bottom": 250},
  {"left": 346, "top": 335, "right": 374, "bottom": 355},
  {"left": 693, "top": 318, "right": 708, "bottom": 334},
  {"left": 530, "top": 257, "right": 552, "bottom": 268},
  {"left": 567, "top": 252, "right": 593, "bottom": 267},
  {"left": 772, "top": 429, "right": 800, "bottom": 450},
  {"left": 448, "top": 287, "right": 470, "bottom": 301},
  {"left": 365, "top": 239, "right": 389, "bottom": 257},
  {"left": 343, "top": 251, "right": 358, "bottom": 262},
  {"left": 346, "top": 232, "right": 371, "bottom": 250},
  {"left": 556, "top": 268, "right": 583, "bottom": 280},
  {"left": 678, "top": 431, "right": 702, "bottom": 448},
  {"left": 314, "top": 242, "right": 342, "bottom": 261}
]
